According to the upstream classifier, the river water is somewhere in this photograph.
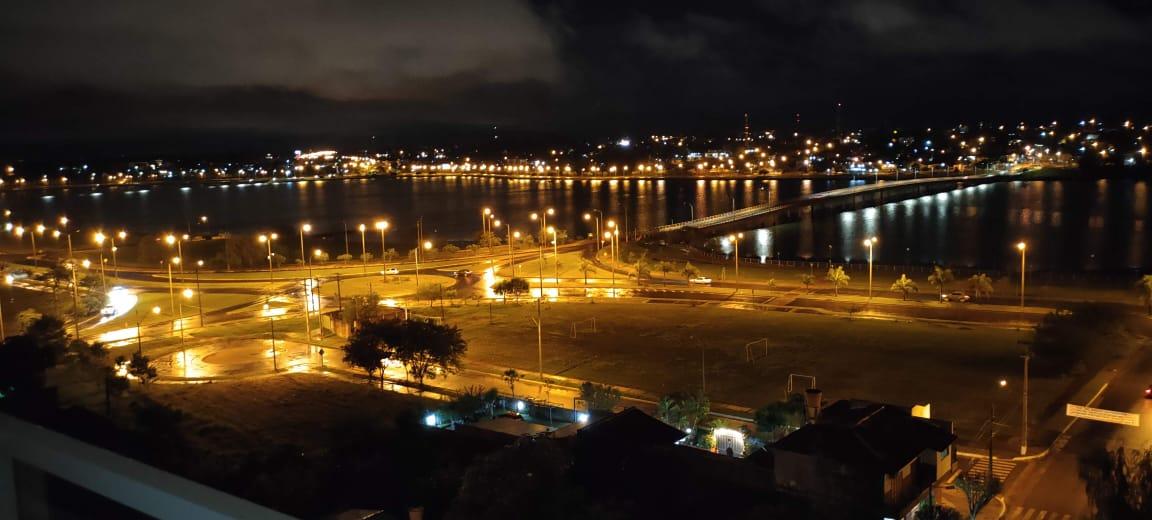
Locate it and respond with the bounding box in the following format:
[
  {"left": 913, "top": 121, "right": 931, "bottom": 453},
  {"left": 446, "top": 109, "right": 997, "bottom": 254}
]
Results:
[{"left": 1, "top": 175, "right": 1148, "bottom": 272}]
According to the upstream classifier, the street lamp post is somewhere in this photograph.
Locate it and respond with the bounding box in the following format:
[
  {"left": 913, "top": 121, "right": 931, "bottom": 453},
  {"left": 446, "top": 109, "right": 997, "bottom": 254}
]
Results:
[
  {"left": 548, "top": 226, "right": 559, "bottom": 296},
  {"left": 358, "top": 224, "right": 368, "bottom": 275},
  {"left": 864, "top": 237, "right": 878, "bottom": 299},
  {"left": 93, "top": 232, "right": 109, "bottom": 294},
  {"left": 606, "top": 220, "right": 616, "bottom": 264},
  {"left": 59, "top": 216, "right": 72, "bottom": 261},
  {"left": 167, "top": 257, "right": 180, "bottom": 315},
  {"left": 165, "top": 234, "right": 186, "bottom": 274},
  {"left": 194, "top": 260, "right": 205, "bottom": 327},
  {"left": 112, "top": 231, "right": 126, "bottom": 278},
  {"left": 529, "top": 208, "right": 554, "bottom": 385},
  {"left": 375, "top": 220, "right": 389, "bottom": 275},
  {"left": 728, "top": 233, "right": 744, "bottom": 280},
  {"left": 584, "top": 211, "right": 602, "bottom": 251},
  {"left": 604, "top": 231, "right": 617, "bottom": 297},
  {"left": 508, "top": 230, "right": 519, "bottom": 277},
  {"left": 258, "top": 233, "right": 278, "bottom": 297},
  {"left": 1016, "top": 242, "right": 1027, "bottom": 308},
  {"left": 299, "top": 224, "right": 313, "bottom": 342}
]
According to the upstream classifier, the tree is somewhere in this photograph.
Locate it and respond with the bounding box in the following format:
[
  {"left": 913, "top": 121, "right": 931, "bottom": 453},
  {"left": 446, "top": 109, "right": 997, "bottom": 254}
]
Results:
[
  {"left": 825, "top": 266, "right": 850, "bottom": 296},
  {"left": 968, "top": 273, "right": 994, "bottom": 301},
  {"left": 578, "top": 259, "right": 595, "bottom": 298},
  {"left": 655, "top": 261, "right": 673, "bottom": 283},
  {"left": 681, "top": 261, "right": 700, "bottom": 281},
  {"left": 383, "top": 248, "right": 399, "bottom": 262},
  {"left": 628, "top": 252, "right": 652, "bottom": 280},
  {"left": 1080, "top": 446, "right": 1152, "bottom": 518},
  {"left": 448, "top": 438, "right": 595, "bottom": 520},
  {"left": 448, "top": 385, "right": 499, "bottom": 423},
  {"left": 1136, "top": 275, "right": 1152, "bottom": 315},
  {"left": 415, "top": 283, "right": 443, "bottom": 307},
  {"left": 955, "top": 476, "right": 1000, "bottom": 520},
  {"left": 927, "top": 265, "right": 954, "bottom": 300},
  {"left": 477, "top": 231, "right": 502, "bottom": 249},
  {"left": 16, "top": 309, "right": 43, "bottom": 333},
  {"left": 343, "top": 319, "right": 397, "bottom": 386},
  {"left": 24, "top": 315, "right": 69, "bottom": 362},
  {"left": 224, "top": 236, "right": 267, "bottom": 268},
  {"left": 914, "top": 504, "right": 963, "bottom": 520},
  {"left": 656, "top": 391, "right": 714, "bottom": 438},
  {"left": 890, "top": 274, "right": 919, "bottom": 301},
  {"left": 391, "top": 319, "right": 468, "bottom": 388},
  {"left": 579, "top": 381, "right": 621, "bottom": 413},
  {"left": 102, "top": 365, "right": 130, "bottom": 415},
  {"left": 800, "top": 273, "right": 814, "bottom": 293},
  {"left": 492, "top": 278, "right": 530, "bottom": 301},
  {"left": 502, "top": 368, "right": 523, "bottom": 399},
  {"left": 754, "top": 394, "right": 806, "bottom": 437},
  {"left": 442, "top": 244, "right": 461, "bottom": 254},
  {"left": 127, "top": 351, "right": 158, "bottom": 385}
]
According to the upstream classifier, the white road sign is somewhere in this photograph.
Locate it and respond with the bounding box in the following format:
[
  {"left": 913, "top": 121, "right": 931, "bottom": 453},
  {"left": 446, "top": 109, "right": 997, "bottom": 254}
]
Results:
[{"left": 1066, "top": 403, "right": 1141, "bottom": 427}]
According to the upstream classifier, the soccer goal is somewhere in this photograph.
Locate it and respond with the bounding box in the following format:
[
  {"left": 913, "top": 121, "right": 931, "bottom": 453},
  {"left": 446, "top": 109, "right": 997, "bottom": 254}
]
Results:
[
  {"left": 745, "top": 338, "right": 769, "bottom": 362},
  {"left": 409, "top": 313, "right": 443, "bottom": 324},
  {"left": 570, "top": 317, "right": 598, "bottom": 338}
]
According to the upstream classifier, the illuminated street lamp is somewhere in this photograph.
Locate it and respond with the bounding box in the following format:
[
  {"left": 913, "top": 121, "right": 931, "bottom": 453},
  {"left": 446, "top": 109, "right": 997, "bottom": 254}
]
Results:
[
  {"left": 110, "top": 231, "right": 127, "bottom": 278},
  {"left": 548, "top": 226, "right": 560, "bottom": 295},
  {"left": 415, "top": 239, "right": 432, "bottom": 285},
  {"left": 584, "top": 210, "right": 603, "bottom": 251},
  {"left": 863, "top": 236, "right": 878, "bottom": 299},
  {"left": 375, "top": 220, "right": 390, "bottom": 275},
  {"left": 507, "top": 229, "right": 520, "bottom": 277},
  {"left": 167, "top": 256, "right": 181, "bottom": 315},
  {"left": 299, "top": 223, "right": 314, "bottom": 342},
  {"left": 605, "top": 220, "right": 617, "bottom": 263},
  {"left": 165, "top": 233, "right": 187, "bottom": 273},
  {"left": 358, "top": 224, "right": 368, "bottom": 275},
  {"left": 59, "top": 216, "right": 72, "bottom": 260},
  {"left": 728, "top": 233, "right": 745, "bottom": 280},
  {"left": 1016, "top": 242, "right": 1027, "bottom": 308},
  {"left": 258, "top": 233, "right": 278, "bottom": 292}
]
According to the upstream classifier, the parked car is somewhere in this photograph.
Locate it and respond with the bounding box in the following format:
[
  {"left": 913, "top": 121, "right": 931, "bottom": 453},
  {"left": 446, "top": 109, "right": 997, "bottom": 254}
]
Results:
[
  {"left": 688, "top": 276, "right": 712, "bottom": 285},
  {"left": 381, "top": 267, "right": 400, "bottom": 275},
  {"left": 940, "top": 291, "right": 971, "bottom": 302}
]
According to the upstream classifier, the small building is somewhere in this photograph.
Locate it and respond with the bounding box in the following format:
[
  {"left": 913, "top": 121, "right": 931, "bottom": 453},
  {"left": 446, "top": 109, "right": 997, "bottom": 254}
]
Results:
[{"left": 771, "top": 399, "right": 956, "bottom": 519}]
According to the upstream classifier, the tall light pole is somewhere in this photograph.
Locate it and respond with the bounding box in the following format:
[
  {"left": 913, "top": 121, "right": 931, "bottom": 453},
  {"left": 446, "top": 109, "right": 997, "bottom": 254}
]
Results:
[
  {"left": 299, "top": 224, "right": 313, "bottom": 342},
  {"left": 30, "top": 224, "right": 43, "bottom": 267},
  {"left": 864, "top": 236, "right": 878, "bottom": 299},
  {"left": 548, "top": 226, "right": 559, "bottom": 296},
  {"left": 111, "top": 231, "right": 126, "bottom": 278},
  {"left": 194, "top": 260, "right": 205, "bottom": 327},
  {"left": 59, "top": 216, "right": 72, "bottom": 261},
  {"left": 167, "top": 257, "right": 180, "bottom": 315},
  {"left": 481, "top": 207, "right": 492, "bottom": 253},
  {"left": 258, "top": 233, "right": 278, "bottom": 296},
  {"left": 728, "top": 233, "right": 744, "bottom": 280},
  {"left": 605, "top": 230, "right": 618, "bottom": 297},
  {"left": 91, "top": 233, "right": 108, "bottom": 295},
  {"left": 1016, "top": 242, "right": 1027, "bottom": 308},
  {"left": 529, "top": 208, "right": 553, "bottom": 386},
  {"left": 584, "top": 211, "right": 602, "bottom": 251},
  {"left": 375, "top": 220, "right": 389, "bottom": 274},
  {"left": 165, "top": 234, "right": 187, "bottom": 273},
  {"left": 358, "top": 224, "right": 368, "bottom": 275},
  {"left": 606, "top": 220, "right": 617, "bottom": 263},
  {"left": 508, "top": 230, "right": 520, "bottom": 277}
]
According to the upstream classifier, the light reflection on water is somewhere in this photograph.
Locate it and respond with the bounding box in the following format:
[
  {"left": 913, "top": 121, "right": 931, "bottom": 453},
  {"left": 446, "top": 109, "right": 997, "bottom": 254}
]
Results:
[{"left": 726, "top": 179, "right": 1152, "bottom": 271}]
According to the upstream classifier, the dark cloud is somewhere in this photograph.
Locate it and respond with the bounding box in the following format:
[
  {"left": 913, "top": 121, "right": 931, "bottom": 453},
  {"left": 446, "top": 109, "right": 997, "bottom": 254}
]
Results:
[{"left": 1, "top": 0, "right": 1149, "bottom": 158}]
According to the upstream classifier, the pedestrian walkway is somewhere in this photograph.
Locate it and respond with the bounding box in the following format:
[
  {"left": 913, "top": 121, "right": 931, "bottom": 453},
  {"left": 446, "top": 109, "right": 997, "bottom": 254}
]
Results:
[
  {"left": 966, "top": 457, "right": 1018, "bottom": 482},
  {"left": 1005, "top": 505, "right": 1074, "bottom": 519}
]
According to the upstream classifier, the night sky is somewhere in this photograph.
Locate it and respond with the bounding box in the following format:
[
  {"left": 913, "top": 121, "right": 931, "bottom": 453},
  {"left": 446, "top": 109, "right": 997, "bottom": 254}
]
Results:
[{"left": 2, "top": 0, "right": 1149, "bottom": 158}]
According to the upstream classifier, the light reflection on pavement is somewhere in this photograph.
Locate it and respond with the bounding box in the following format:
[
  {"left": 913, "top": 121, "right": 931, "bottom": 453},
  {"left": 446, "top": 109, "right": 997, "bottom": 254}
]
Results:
[{"left": 156, "top": 338, "right": 344, "bottom": 379}]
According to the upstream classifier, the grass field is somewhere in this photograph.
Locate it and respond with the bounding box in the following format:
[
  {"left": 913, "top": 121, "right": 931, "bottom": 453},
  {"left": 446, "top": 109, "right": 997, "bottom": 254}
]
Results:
[
  {"left": 444, "top": 301, "right": 1057, "bottom": 438},
  {"left": 145, "top": 373, "right": 435, "bottom": 454}
]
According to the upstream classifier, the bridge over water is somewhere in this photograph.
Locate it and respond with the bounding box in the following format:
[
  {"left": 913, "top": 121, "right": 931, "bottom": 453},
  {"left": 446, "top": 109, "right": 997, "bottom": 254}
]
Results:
[{"left": 654, "top": 171, "right": 1022, "bottom": 238}]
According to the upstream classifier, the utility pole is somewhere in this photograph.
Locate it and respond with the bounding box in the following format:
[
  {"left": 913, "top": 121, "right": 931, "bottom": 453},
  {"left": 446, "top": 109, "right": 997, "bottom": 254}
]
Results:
[{"left": 1021, "top": 350, "right": 1031, "bottom": 456}]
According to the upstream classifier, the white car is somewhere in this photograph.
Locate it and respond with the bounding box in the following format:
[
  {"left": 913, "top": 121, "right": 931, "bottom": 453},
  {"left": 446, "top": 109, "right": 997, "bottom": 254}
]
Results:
[
  {"left": 688, "top": 276, "right": 713, "bottom": 285},
  {"left": 941, "top": 291, "right": 971, "bottom": 303},
  {"left": 100, "top": 305, "right": 117, "bottom": 317},
  {"left": 381, "top": 267, "right": 400, "bottom": 275}
]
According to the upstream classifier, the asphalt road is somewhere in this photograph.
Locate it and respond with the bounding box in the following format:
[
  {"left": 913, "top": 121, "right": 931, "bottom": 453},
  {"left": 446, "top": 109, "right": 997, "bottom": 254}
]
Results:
[{"left": 1003, "top": 345, "right": 1152, "bottom": 518}]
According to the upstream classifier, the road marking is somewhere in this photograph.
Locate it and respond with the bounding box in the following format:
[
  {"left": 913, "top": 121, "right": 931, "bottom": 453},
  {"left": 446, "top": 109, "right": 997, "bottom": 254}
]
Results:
[
  {"left": 967, "top": 458, "right": 1016, "bottom": 481},
  {"left": 1010, "top": 507, "right": 1071, "bottom": 520}
]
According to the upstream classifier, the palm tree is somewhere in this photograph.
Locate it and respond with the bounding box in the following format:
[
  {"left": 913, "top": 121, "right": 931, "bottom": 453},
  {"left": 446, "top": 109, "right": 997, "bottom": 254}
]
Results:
[
  {"left": 1136, "top": 275, "right": 1152, "bottom": 315},
  {"left": 825, "top": 266, "right": 850, "bottom": 296},
  {"left": 578, "top": 258, "right": 595, "bottom": 298},
  {"left": 968, "top": 273, "right": 995, "bottom": 301},
  {"left": 927, "top": 265, "right": 955, "bottom": 301},
  {"left": 681, "top": 261, "right": 700, "bottom": 281},
  {"left": 502, "top": 368, "right": 522, "bottom": 399},
  {"left": 656, "top": 261, "right": 674, "bottom": 284},
  {"left": 800, "top": 273, "right": 814, "bottom": 293},
  {"left": 890, "top": 274, "right": 918, "bottom": 301}
]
